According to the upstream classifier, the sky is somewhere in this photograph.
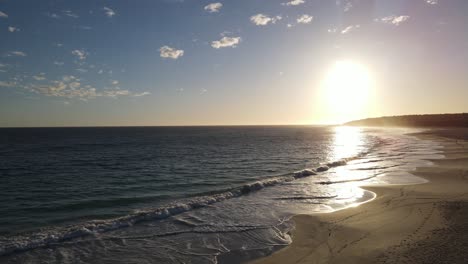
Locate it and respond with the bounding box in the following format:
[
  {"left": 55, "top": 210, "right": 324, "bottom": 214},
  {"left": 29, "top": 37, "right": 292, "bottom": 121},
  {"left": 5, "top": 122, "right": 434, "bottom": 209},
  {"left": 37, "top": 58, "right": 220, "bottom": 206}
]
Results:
[{"left": 0, "top": 0, "right": 467, "bottom": 127}]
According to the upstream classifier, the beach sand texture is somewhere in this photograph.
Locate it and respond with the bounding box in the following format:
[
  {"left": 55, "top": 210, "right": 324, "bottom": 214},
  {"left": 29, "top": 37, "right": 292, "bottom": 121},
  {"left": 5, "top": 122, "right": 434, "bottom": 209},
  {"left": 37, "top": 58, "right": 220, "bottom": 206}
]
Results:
[{"left": 251, "top": 131, "right": 468, "bottom": 264}]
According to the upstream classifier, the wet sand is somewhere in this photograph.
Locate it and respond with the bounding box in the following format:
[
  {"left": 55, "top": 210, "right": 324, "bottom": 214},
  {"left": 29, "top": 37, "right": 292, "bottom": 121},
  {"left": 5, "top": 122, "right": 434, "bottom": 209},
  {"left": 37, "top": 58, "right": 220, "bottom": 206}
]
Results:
[{"left": 251, "top": 129, "right": 468, "bottom": 264}]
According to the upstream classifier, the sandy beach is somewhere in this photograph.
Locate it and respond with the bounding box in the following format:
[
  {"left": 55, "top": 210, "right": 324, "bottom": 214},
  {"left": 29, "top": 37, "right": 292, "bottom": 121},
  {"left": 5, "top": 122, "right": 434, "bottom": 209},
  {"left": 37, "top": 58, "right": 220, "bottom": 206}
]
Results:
[{"left": 251, "top": 129, "right": 468, "bottom": 264}]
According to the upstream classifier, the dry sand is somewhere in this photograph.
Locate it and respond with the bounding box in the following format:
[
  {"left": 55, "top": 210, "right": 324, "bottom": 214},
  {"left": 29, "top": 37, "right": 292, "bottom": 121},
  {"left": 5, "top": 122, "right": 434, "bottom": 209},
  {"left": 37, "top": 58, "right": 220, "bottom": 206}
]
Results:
[{"left": 251, "top": 129, "right": 468, "bottom": 264}]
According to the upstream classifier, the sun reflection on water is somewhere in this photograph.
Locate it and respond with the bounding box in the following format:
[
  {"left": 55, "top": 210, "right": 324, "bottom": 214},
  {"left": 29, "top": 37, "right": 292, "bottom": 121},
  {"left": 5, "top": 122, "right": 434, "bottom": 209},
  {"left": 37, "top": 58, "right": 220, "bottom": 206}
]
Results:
[{"left": 331, "top": 126, "right": 365, "bottom": 161}]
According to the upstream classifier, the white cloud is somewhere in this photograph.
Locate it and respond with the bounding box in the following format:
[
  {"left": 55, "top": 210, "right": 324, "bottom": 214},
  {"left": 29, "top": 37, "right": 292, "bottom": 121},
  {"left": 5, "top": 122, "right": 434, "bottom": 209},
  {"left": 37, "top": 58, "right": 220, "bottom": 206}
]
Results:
[
  {"left": 78, "top": 26, "right": 92, "bottom": 30},
  {"left": 297, "top": 14, "right": 313, "bottom": 24},
  {"left": 377, "top": 15, "right": 410, "bottom": 26},
  {"left": 0, "top": 81, "right": 14, "bottom": 87},
  {"left": 204, "top": 3, "right": 223, "bottom": 13},
  {"left": 344, "top": 2, "right": 353, "bottom": 12},
  {"left": 46, "top": 13, "right": 60, "bottom": 19},
  {"left": 133, "top": 91, "right": 151, "bottom": 97},
  {"left": 327, "top": 28, "right": 337, "bottom": 33},
  {"left": 0, "top": 11, "right": 8, "bottom": 18},
  {"left": 211, "top": 36, "right": 241, "bottom": 49},
  {"left": 32, "top": 81, "right": 96, "bottom": 99},
  {"left": 425, "top": 0, "right": 438, "bottom": 4},
  {"left": 283, "top": 0, "right": 305, "bottom": 6},
  {"left": 33, "top": 73, "right": 46, "bottom": 81},
  {"left": 76, "top": 68, "right": 88, "bottom": 73},
  {"left": 8, "top": 26, "right": 20, "bottom": 32},
  {"left": 250, "top": 14, "right": 282, "bottom": 26},
  {"left": 62, "top": 75, "right": 78, "bottom": 82},
  {"left": 159, "top": 46, "right": 184, "bottom": 59},
  {"left": 111, "top": 80, "right": 119, "bottom": 85},
  {"left": 54, "top": 61, "right": 64, "bottom": 66},
  {"left": 28, "top": 76, "right": 144, "bottom": 100},
  {"left": 101, "top": 89, "right": 129, "bottom": 97},
  {"left": 103, "top": 7, "right": 116, "bottom": 17},
  {"left": 5, "top": 51, "right": 27, "bottom": 57},
  {"left": 72, "top": 49, "right": 88, "bottom": 60},
  {"left": 341, "top": 24, "right": 360, "bottom": 34},
  {"left": 62, "top": 10, "right": 79, "bottom": 18},
  {"left": 336, "top": 0, "right": 353, "bottom": 12}
]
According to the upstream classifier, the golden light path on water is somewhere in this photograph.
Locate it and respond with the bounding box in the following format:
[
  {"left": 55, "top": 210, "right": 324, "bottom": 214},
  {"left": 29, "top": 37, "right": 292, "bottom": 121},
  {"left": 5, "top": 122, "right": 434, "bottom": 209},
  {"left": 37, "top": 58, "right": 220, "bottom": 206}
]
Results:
[
  {"left": 325, "top": 126, "right": 376, "bottom": 209},
  {"left": 323, "top": 126, "right": 442, "bottom": 210},
  {"left": 331, "top": 126, "right": 365, "bottom": 161}
]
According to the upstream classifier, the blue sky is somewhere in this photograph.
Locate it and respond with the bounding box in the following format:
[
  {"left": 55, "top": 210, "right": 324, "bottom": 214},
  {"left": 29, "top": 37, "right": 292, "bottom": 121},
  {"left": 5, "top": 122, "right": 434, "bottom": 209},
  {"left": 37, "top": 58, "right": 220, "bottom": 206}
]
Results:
[{"left": 1, "top": 0, "right": 467, "bottom": 126}]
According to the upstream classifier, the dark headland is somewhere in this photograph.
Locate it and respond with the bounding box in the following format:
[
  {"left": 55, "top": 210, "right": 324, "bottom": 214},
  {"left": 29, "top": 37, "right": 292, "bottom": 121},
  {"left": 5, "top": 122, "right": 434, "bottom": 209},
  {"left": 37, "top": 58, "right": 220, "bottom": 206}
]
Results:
[{"left": 345, "top": 113, "right": 468, "bottom": 127}]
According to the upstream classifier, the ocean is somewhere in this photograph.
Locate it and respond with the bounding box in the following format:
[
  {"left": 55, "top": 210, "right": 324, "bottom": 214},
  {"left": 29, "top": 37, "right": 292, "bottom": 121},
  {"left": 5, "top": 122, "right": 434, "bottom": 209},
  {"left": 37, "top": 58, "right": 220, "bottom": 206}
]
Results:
[{"left": 0, "top": 126, "right": 444, "bottom": 263}]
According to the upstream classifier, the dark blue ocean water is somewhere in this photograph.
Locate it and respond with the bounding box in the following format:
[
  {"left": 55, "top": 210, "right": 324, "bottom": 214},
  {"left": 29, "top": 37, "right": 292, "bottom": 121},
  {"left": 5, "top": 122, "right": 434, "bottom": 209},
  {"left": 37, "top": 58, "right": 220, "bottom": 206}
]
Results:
[
  {"left": 0, "top": 126, "right": 340, "bottom": 234},
  {"left": 0, "top": 126, "right": 444, "bottom": 263}
]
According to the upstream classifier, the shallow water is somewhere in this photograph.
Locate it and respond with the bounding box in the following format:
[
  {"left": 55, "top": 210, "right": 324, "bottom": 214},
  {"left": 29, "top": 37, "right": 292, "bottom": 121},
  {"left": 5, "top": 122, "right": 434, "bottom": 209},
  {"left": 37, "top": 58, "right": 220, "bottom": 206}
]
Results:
[{"left": 0, "top": 126, "right": 443, "bottom": 263}]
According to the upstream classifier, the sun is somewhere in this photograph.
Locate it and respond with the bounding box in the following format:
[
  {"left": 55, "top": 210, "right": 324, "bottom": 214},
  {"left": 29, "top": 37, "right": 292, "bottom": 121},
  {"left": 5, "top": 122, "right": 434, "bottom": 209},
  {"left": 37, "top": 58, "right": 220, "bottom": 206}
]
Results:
[{"left": 319, "top": 60, "right": 373, "bottom": 124}]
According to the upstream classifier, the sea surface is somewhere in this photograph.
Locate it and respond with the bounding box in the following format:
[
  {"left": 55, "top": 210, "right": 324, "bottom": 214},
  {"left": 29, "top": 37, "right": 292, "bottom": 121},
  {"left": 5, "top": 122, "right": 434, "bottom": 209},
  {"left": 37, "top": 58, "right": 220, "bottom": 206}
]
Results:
[{"left": 0, "top": 126, "right": 444, "bottom": 263}]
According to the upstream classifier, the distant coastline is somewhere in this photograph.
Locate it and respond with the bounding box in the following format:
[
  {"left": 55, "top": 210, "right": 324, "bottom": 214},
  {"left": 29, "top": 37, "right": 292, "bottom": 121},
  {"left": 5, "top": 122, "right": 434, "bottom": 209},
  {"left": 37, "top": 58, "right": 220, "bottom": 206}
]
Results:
[{"left": 345, "top": 113, "right": 468, "bottom": 127}]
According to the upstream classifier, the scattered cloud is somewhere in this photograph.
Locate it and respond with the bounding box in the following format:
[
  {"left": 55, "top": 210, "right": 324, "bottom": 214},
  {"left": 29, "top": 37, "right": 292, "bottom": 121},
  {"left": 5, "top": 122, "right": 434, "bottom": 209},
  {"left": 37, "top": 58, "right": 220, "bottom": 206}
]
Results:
[
  {"left": 54, "top": 43, "right": 64, "bottom": 48},
  {"left": 76, "top": 68, "right": 88, "bottom": 73},
  {"left": 211, "top": 36, "right": 241, "bottom": 49},
  {"left": 159, "top": 46, "right": 184, "bottom": 59},
  {"left": 344, "top": 2, "right": 353, "bottom": 12},
  {"left": 376, "top": 15, "right": 410, "bottom": 26},
  {"left": 101, "top": 89, "right": 130, "bottom": 97},
  {"left": 204, "top": 3, "right": 223, "bottom": 13},
  {"left": 46, "top": 12, "right": 60, "bottom": 19},
  {"left": 78, "top": 26, "right": 92, "bottom": 30},
  {"left": 341, "top": 24, "right": 360, "bottom": 34},
  {"left": 33, "top": 73, "right": 46, "bottom": 81},
  {"left": 72, "top": 49, "right": 88, "bottom": 60},
  {"left": 62, "top": 10, "right": 79, "bottom": 18},
  {"left": 0, "top": 81, "right": 15, "bottom": 87},
  {"left": 133, "top": 91, "right": 151, "bottom": 97},
  {"left": 8, "top": 26, "right": 20, "bottom": 32},
  {"left": 425, "top": 0, "right": 438, "bottom": 4},
  {"left": 327, "top": 28, "right": 337, "bottom": 33},
  {"left": 5, "top": 51, "right": 27, "bottom": 57},
  {"left": 0, "top": 11, "right": 8, "bottom": 18},
  {"left": 31, "top": 81, "right": 96, "bottom": 99},
  {"left": 54, "top": 61, "right": 64, "bottom": 66},
  {"left": 297, "top": 14, "right": 313, "bottom": 24},
  {"left": 111, "top": 80, "right": 119, "bottom": 85},
  {"left": 103, "top": 7, "right": 116, "bottom": 17},
  {"left": 283, "top": 0, "right": 305, "bottom": 6},
  {"left": 28, "top": 75, "right": 144, "bottom": 100},
  {"left": 336, "top": 0, "right": 352, "bottom": 12},
  {"left": 250, "top": 14, "right": 282, "bottom": 26}
]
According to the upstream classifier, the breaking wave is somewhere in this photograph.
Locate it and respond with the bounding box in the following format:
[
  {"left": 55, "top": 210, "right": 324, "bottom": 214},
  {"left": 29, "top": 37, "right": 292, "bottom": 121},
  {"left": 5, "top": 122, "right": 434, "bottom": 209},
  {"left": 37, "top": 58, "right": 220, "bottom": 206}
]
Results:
[{"left": 0, "top": 155, "right": 363, "bottom": 256}]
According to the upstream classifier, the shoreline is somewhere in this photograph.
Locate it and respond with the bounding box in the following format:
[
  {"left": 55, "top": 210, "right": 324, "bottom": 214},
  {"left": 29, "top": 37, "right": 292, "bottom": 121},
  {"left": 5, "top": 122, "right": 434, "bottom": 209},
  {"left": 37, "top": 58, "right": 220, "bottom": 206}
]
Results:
[{"left": 250, "top": 130, "right": 468, "bottom": 264}]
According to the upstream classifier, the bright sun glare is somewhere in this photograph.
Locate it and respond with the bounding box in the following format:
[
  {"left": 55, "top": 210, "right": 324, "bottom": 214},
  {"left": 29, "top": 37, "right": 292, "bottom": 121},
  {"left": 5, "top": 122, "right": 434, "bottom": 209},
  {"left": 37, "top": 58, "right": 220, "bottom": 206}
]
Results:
[{"left": 321, "top": 60, "right": 373, "bottom": 124}]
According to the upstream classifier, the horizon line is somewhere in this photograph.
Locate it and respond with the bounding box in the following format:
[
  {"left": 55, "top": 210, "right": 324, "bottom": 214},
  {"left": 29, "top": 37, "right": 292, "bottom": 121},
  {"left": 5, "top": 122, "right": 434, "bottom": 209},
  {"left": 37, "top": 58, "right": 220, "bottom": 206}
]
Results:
[{"left": 0, "top": 123, "right": 340, "bottom": 129}]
